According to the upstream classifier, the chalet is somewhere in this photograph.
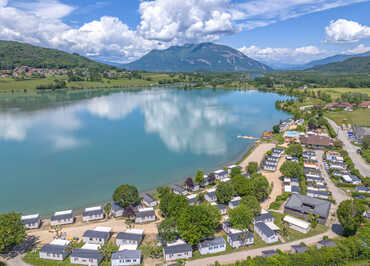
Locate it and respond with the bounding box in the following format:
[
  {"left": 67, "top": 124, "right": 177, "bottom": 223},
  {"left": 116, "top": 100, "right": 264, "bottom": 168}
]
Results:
[
  {"left": 214, "top": 169, "right": 229, "bottom": 180},
  {"left": 82, "top": 206, "right": 104, "bottom": 222},
  {"left": 186, "top": 194, "right": 197, "bottom": 205},
  {"left": 227, "top": 231, "right": 254, "bottom": 248},
  {"left": 39, "top": 239, "right": 71, "bottom": 261},
  {"left": 302, "top": 150, "right": 316, "bottom": 161},
  {"left": 201, "top": 175, "right": 210, "bottom": 187},
  {"left": 284, "top": 194, "right": 331, "bottom": 224},
  {"left": 341, "top": 174, "right": 362, "bottom": 185},
  {"left": 254, "top": 222, "right": 278, "bottom": 244},
  {"left": 184, "top": 178, "right": 200, "bottom": 192},
  {"left": 253, "top": 212, "right": 274, "bottom": 225},
  {"left": 283, "top": 215, "right": 311, "bottom": 234},
  {"left": 142, "top": 193, "right": 157, "bottom": 207},
  {"left": 82, "top": 227, "right": 111, "bottom": 245},
  {"left": 112, "top": 202, "right": 124, "bottom": 218},
  {"left": 216, "top": 203, "right": 227, "bottom": 215},
  {"left": 317, "top": 239, "right": 337, "bottom": 249},
  {"left": 70, "top": 244, "right": 103, "bottom": 266},
  {"left": 21, "top": 214, "right": 41, "bottom": 229},
  {"left": 229, "top": 196, "right": 241, "bottom": 209},
  {"left": 329, "top": 162, "right": 346, "bottom": 171},
  {"left": 306, "top": 176, "right": 325, "bottom": 185},
  {"left": 262, "top": 160, "right": 277, "bottom": 171},
  {"left": 135, "top": 208, "right": 156, "bottom": 224},
  {"left": 307, "top": 184, "right": 327, "bottom": 192},
  {"left": 170, "top": 184, "right": 187, "bottom": 195},
  {"left": 291, "top": 244, "right": 308, "bottom": 253},
  {"left": 271, "top": 148, "right": 284, "bottom": 157},
  {"left": 359, "top": 101, "right": 370, "bottom": 108},
  {"left": 355, "top": 186, "right": 370, "bottom": 194},
  {"left": 111, "top": 250, "right": 142, "bottom": 266},
  {"left": 51, "top": 210, "right": 74, "bottom": 226},
  {"left": 198, "top": 237, "right": 226, "bottom": 255},
  {"left": 264, "top": 155, "right": 279, "bottom": 163},
  {"left": 222, "top": 221, "right": 233, "bottom": 234},
  {"left": 303, "top": 162, "right": 320, "bottom": 170},
  {"left": 116, "top": 229, "right": 144, "bottom": 250},
  {"left": 306, "top": 190, "right": 330, "bottom": 200},
  {"left": 163, "top": 240, "right": 192, "bottom": 261},
  {"left": 325, "top": 151, "right": 343, "bottom": 162},
  {"left": 205, "top": 188, "right": 217, "bottom": 203},
  {"left": 300, "top": 135, "right": 333, "bottom": 149},
  {"left": 304, "top": 168, "right": 321, "bottom": 178},
  {"left": 262, "top": 250, "right": 277, "bottom": 258}
]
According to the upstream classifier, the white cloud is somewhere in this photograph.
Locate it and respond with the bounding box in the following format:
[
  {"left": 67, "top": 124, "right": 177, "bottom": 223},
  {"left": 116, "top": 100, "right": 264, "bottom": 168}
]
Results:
[
  {"left": 325, "top": 19, "right": 370, "bottom": 43},
  {"left": 345, "top": 44, "right": 370, "bottom": 54},
  {"left": 239, "top": 45, "right": 327, "bottom": 64}
]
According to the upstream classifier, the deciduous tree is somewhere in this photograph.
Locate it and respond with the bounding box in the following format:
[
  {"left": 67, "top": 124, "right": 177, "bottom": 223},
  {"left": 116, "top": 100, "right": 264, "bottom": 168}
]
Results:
[
  {"left": 113, "top": 184, "right": 140, "bottom": 208},
  {"left": 194, "top": 170, "right": 204, "bottom": 184},
  {"left": 242, "top": 195, "right": 261, "bottom": 217},
  {"left": 286, "top": 144, "right": 303, "bottom": 158},
  {"left": 337, "top": 199, "right": 366, "bottom": 236},
  {"left": 216, "top": 182, "right": 234, "bottom": 204},
  {"left": 229, "top": 205, "right": 253, "bottom": 231},
  {"left": 247, "top": 162, "right": 258, "bottom": 175},
  {"left": 0, "top": 213, "right": 26, "bottom": 253}
]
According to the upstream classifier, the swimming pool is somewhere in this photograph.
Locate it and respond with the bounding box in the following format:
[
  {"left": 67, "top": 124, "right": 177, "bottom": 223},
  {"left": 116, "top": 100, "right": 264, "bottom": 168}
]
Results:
[{"left": 284, "top": 131, "right": 298, "bottom": 137}]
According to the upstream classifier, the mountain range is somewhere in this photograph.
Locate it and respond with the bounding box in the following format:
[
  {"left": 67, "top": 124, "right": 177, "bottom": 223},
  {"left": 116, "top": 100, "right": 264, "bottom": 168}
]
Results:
[
  {"left": 123, "top": 43, "right": 271, "bottom": 72},
  {"left": 309, "top": 56, "right": 370, "bottom": 73}
]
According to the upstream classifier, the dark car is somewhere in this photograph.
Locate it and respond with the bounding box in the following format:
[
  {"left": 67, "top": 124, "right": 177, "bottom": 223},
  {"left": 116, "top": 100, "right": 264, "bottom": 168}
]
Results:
[{"left": 354, "top": 195, "right": 366, "bottom": 200}]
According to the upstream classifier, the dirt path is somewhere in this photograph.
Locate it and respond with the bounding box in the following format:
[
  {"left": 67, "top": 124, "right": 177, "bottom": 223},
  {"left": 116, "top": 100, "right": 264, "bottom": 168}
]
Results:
[
  {"left": 261, "top": 157, "right": 285, "bottom": 209},
  {"left": 238, "top": 142, "right": 275, "bottom": 170}
]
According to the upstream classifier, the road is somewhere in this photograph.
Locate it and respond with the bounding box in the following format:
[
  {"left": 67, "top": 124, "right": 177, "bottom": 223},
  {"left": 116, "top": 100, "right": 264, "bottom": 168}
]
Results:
[{"left": 326, "top": 118, "right": 370, "bottom": 177}]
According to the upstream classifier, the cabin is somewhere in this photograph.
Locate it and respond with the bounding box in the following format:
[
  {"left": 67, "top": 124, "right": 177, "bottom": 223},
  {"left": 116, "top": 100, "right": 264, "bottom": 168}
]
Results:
[
  {"left": 325, "top": 151, "right": 343, "bottom": 162},
  {"left": 51, "top": 210, "right": 74, "bottom": 226},
  {"left": 111, "top": 249, "right": 142, "bottom": 266},
  {"left": 198, "top": 237, "right": 226, "bottom": 255},
  {"left": 329, "top": 162, "right": 346, "bottom": 171},
  {"left": 112, "top": 202, "right": 124, "bottom": 218},
  {"left": 116, "top": 229, "right": 144, "bottom": 249},
  {"left": 306, "top": 190, "right": 330, "bottom": 200},
  {"left": 135, "top": 208, "right": 156, "bottom": 224},
  {"left": 307, "top": 184, "right": 327, "bottom": 192},
  {"left": 262, "top": 250, "right": 277, "bottom": 258},
  {"left": 39, "top": 239, "right": 71, "bottom": 261},
  {"left": 163, "top": 241, "right": 192, "bottom": 261},
  {"left": 304, "top": 168, "right": 321, "bottom": 178},
  {"left": 205, "top": 188, "right": 217, "bottom": 203},
  {"left": 341, "top": 174, "right": 361, "bottom": 185},
  {"left": 82, "top": 206, "right": 104, "bottom": 222},
  {"left": 229, "top": 196, "right": 241, "bottom": 209},
  {"left": 262, "top": 160, "right": 277, "bottom": 171},
  {"left": 82, "top": 227, "right": 111, "bottom": 245},
  {"left": 142, "top": 193, "right": 157, "bottom": 207},
  {"left": 254, "top": 222, "right": 278, "bottom": 244},
  {"left": 186, "top": 194, "right": 197, "bottom": 205},
  {"left": 21, "top": 214, "right": 41, "bottom": 229},
  {"left": 291, "top": 244, "right": 308, "bottom": 253},
  {"left": 70, "top": 244, "right": 103, "bottom": 266},
  {"left": 355, "top": 186, "right": 370, "bottom": 194},
  {"left": 170, "top": 184, "right": 187, "bottom": 195},
  {"left": 253, "top": 211, "right": 274, "bottom": 225},
  {"left": 271, "top": 148, "right": 284, "bottom": 157},
  {"left": 283, "top": 215, "right": 311, "bottom": 234},
  {"left": 302, "top": 150, "right": 316, "bottom": 161},
  {"left": 306, "top": 176, "right": 325, "bottom": 185},
  {"left": 317, "top": 239, "right": 337, "bottom": 249},
  {"left": 214, "top": 169, "right": 229, "bottom": 180},
  {"left": 217, "top": 203, "right": 227, "bottom": 215},
  {"left": 227, "top": 231, "right": 254, "bottom": 248}
]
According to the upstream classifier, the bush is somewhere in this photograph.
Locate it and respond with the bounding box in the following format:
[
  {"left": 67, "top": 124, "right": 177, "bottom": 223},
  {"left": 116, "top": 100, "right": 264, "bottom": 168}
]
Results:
[
  {"left": 360, "top": 149, "right": 370, "bottom": 163},
  {"left": 336, "top": 183, "right": 357, "bottom": 188},
  {"left": 269, "top": 201, "right": 282, "bottom": 210}
]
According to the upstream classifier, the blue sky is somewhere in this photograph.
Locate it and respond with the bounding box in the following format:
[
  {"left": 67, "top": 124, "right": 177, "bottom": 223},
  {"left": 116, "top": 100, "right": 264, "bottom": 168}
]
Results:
[{"left": 1, "top": 0, "right": 370, "bottom": 66}]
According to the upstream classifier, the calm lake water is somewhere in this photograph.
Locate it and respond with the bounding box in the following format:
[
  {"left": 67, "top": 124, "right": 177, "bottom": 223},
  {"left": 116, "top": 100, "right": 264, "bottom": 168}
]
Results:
[{"left": 0, "top": 88, "right": 290, "bottom": 216}]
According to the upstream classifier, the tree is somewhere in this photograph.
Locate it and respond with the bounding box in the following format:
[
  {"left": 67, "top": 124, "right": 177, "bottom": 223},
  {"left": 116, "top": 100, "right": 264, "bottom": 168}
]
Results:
[
  {"left": 337, "top": 199, "right": 366, "bottom": 236},
  {"left": 362, "top": 135, "right": 370, "bottom": 149},
  {"left": 309, "top": 214, "right": 319, "bottom": 228},
  {"left": 158, "top": 217, "right": 178, "bottom": 243},
  {"left": 98, "top": 242, "right": 118, "bottom": 262},
  {"left": 194, "top": 170, "right": 204, "bottom": 184},
  {"left": 250, "top": 173, "right": 270, "bottom": 201},
  {"left": 104, "top": 202, "right": 112, "bottom": 218},
  {"left": 334, "top": 139, "right": 344, "bottom": 148},
  {"left": 229, "top": 205, "right": 253, "bottom": 231},
  {"left": 230, "top": 167, "right": 241, "bottom": 178},
  {"left": 280, "top": 161, "right": 303, "bottom": 178},
  {"left": 142, "top": 241, "right": 163, "bottom": 259},
  {"left": 216, "top": 182, "right": 234, "bottom": 204},
  {"left": 242, "top": 195, "right": 261, "bottom": 217},
  {"left": 0, "top": 213, "right": 26, "bottom": 253},
  {"left": 123, "top": 206, "right": 135, "bottom": 218},
  {"left": 286, "top": 144, "right": 303, "bottom": 158},
  {"left": 247, "top": 162, "right": 258, "bottom": 175},
  {"left": 177, "top": 204, "right": 220, "bottom": 245},
  {"left": 157, "top": 186, "right": 171, "bottom": 199},
  {"left": 196, "top": 192, "right": 205, "bottom": 204},
  {"left": 113, "top": 184, "right": 140, "bottom": 208},
  {"left": 273, "top": 125, "right": 280, "bottom": 134},
  {"left": 232, "top": 175, "right": 252, "bottom": 196},
  {"left": 159, "top": 193, "right": 188, "bottom": 218},
  {"left": 207, "top": 173, "right": 216, "bottom": 185},
  {"left": 185, "top": 177, "right": 194, "bottom": 189}
]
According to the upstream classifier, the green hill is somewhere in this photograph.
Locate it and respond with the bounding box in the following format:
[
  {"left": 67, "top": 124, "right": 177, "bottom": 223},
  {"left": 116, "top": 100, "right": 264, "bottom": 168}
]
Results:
[
  {"left": 123, "top": 42, "right": 271, "bottom": 72},
  {"left": 0, "top": 40, "right": 114, "bottom": 70},
  {"left": 310, "top": 56, "right": 370, "bottom": 73}
]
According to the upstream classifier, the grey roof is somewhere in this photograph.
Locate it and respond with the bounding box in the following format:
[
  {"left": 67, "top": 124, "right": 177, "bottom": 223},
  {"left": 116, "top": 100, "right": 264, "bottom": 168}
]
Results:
[
  {"left": 230, "top": 198, "right": 241, "bottom": 206},
  {"left": 291, "top": 186, "right": 300, "bottom": 193},
  {"left": 254, "top": 222, "right": 276, "bottom": 238},
  {"left": 83, "top": 230, "right": 110, "bottom": 239},
  {"left": 82, "top": 209, "right": 103, "bottom": 217},
  {"left": 254, "top": 213, "right": 274, "bottom": 223},
  {"left": 307, "top": 190, "right": 329, "bottom": 196},
  {"left": 40, "top": 244, "right": 67, "bottom": 254},
  {"left": 318, "top": 239, "right": 337, "bottom": 247},
  {"left": 116, "top": 232, "right": 143, "bottom": 242},
  {"left": 218, "top": 204, "right": 227, "bottom": 210},
  {"left": 291, "top": 244, "right": 308, "bottom": 253},
  {"left": 214, "top": 170, "right": 228, "bottom": 176},
  {"left": 228, "top": 231, "right": 254, "bottom": 241},
  {"left": 163, "top": 243, "right": 192, "bottom": 255},
  {"left": 111, "top": 202, "right": 124, "bottom": 212},
  {"left": 262, "top": 250, "right": 277, "bottom": 257},
  {"left": 51, "top": 213, "right": 73, "bottom": 221},
  {"left": 285, "top": 194, "right": 331, "bottom": 219},
  {"left": 21, "top": 217, "right": 39, "bottom": 225},
  {"left": 291, "top": 178, "right": 299, "bottom": 183},
  {"left": 135, "top": 210, "right": 155, "bottom": 218},
  {"left": 350, "top": 175, "right": 361, "bottom": 182},
  {"left": 112, "top": 250, "right": 142, "bottom": 260},
  {"left": 304, "top": 168, "right": 321, "bottom": 176},
  {"left": 206, "top": 191, "right": 216, "bottom": 198},
  {"left": 356, "top": 186, "right": 370, "bottom": 192},
  {"left": 199, "top": 237, "right": 226, "bottom": 248},
  {"left": 143, "top": 193, "right": 156, "bottom": 203},
  {"left": 170, "top": 184, "right": 186, "bottom": 193},
  {"left": 71, "top": 249, "right": 103, "bottom": 260}
]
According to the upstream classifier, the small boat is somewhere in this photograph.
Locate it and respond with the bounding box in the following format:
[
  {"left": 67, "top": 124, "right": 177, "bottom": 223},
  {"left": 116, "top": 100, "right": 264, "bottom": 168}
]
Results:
[{"left": 237, "top": 135, "right": 258, "bottom": 140}]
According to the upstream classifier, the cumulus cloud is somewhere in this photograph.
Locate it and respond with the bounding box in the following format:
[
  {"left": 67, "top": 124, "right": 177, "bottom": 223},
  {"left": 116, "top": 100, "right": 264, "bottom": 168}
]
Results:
[
  {"left": 239, "top": 45, "right": 326, "bottom": 64},
  {"left": 325, "top": 19, "right": 370, "bottom": 43},
  {"left": 345, "top": 44, "right": 370, "bottom": 54}
]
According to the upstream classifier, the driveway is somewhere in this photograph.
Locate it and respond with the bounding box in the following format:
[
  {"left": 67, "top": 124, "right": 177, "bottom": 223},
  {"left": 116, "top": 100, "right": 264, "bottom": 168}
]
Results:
[{"left": 326, "top": 118, "right": 370, "bottom": 177}]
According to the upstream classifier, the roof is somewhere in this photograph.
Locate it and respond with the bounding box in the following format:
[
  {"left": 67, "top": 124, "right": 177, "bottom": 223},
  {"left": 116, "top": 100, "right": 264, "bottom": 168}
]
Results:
[
  {"left": 285, "top": 194, "right": 331, "bottom": 219},
  {"left": 318, "top": 239, "right": 337, "bottom": 247},
  {"left": 283, "top": 215, "right": 310, "bottom": 229},
  {"left": 116, "top": 232, "right": 142, "bottom": 242},
  {"left": 51, "top": 210, "right": 73, "bottom": 221},
  {"left": 300, "top": 135, "right": 333, "bottom": 147},
  {"left": 21, "top": 214, "right": 40, "bottom": 224},
  {"left": 111, "top": 202, "right": 124, "bottom": 212},
  {"left": 163, "top": 243, "right": 192, "bottom": 255},
  {"left": 254, "top": 222, "right": 276, "bottom": 237},
  {"left": 254, "top": 213, "right": 274, "bottom": 223},
  {"left": 83, "top": 206, "right": 103, "bottom": 217},
  {"left": 40, "top": 244, "right": 67, "bottom": 254},
  {"left": 135, "top": 210, "right": 155, "bottom": 218},
  {"left": 170, "top": 184, "right": 186, "bottom": 193},
  {"left": 50, "top": 239, "right": 70, "bottom": 246},
  {"left": 291, "top": 244, "right": 308, "bottom": 253},
  {"left": 228, "top": 231, "right": 254, "bottom": 241},
  {"left": 218, "top": 204, "right": 227, "bottom": 210},
  {"left": 143, "top": 193, "right": 156, "bottom": 203},
  {"left": 199, "top": 237, "right": 226, "bottom": 248},
  {"left": 82, "top": 230, "right": 110, "bottom": 239},
  {"left": 71, "top": 249, "right": 103, "bottom": 260},
  {"left": 214, "top": 169, "right": 227, "bottom": 174},
  {"left": 112, "top": 250, "right": 141, "bottom": 260},
  {"left": 262, "top": 250, "right": 277, "bottom": 256}
]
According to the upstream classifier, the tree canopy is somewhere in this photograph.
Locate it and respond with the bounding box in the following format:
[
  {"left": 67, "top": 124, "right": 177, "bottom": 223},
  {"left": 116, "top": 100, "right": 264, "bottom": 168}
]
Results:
[
  {"left": 286, "top": 144, "right": 303, "bottom": 158},
  {"left": 337, "top": 199, "right": 366, "bottom": 236},
  {"left": 232, "top": 175, "right": 252, "bottom": 196},
  {"left": 113, "top": 184, "right": 140, "bottom": 208},
  {"left": 158, "top": 217, "right": 178, "bottom": 244},
  {"left": 229, "top": 204, "right": 253, "bottom": 231},
  {"left": 250, "top": 173, "right": 270, "bottom": 201},
  {"left": 216, "top": 182, "right": 234, "bottom": 204},
  {"left": 159, "top": 191, "right": 188, "bottom": 218},
  {"left": 280, "top": 161, "right": 303, "bottom": 178},
  {"left": 242, "top": 195, "right": 261, "bottom": 217},
  {"left": 247, "top": 162, "right": 258, "bottom": 175},
  {"left": 194, "top": 170, "right": 204, "bottom": 184},
  {"left": 0, "top": 212, "right": 26, "bottom": 253}
]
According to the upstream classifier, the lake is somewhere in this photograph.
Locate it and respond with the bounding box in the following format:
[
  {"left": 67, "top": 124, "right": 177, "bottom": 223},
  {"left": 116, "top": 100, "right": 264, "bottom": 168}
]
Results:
[{"left": 0, "top": 88, "right": 290, "bottom": 216}]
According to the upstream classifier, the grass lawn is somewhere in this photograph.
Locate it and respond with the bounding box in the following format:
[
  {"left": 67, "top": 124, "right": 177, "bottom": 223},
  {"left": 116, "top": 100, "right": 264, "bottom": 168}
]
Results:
[
  {"left": 345, "top": 259, "right": 370, "bottom": 266},
  {"left": 309, "top": 88, "right": 370, "bottom": 99},
  {"left": 325, "top": 109, "right": 370, "bottom": 127},
  {"left": 0, "top": 262, "right": 6, "bottom": 266}
]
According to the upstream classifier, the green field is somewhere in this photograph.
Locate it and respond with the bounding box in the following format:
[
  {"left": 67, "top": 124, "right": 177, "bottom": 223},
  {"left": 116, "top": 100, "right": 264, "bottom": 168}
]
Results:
[
  {"left": 309, "top": 88, "right": 370, "bottom": 99},
  {"left": 325, "top": 108, "right": 370, "bottom": 126}
]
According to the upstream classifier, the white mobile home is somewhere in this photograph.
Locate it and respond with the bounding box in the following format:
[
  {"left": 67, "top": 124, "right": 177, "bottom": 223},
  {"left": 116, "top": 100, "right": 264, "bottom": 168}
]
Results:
[
  {"left": 198, "top": 237, "right": 226, "bottom": 255},
  {"left": 163, "top": 241, "right": 192, "bottom": 261},
  {"left": 116, "top": 229, "right": 144, "bottom": 249},
  {"left": 50, "top": 210, "right": 74, "bottom": 226},
  {"left": 227, "top": 231, "right": 254, "bottom": 248},
  {"left": 135, "top": 208, "right": 156, "bottom": 224},
  {"left": 39, "top": 239, "right": 71, "bottom": 261},
  {"left": 254, "top": 222, "right": 278, "bottom": 244},
  {"left": 112, "top": 202, "right": 124, "bottom": 218},
  {"left": 283, "top": 215, "right": 311, "bottom": 234},
  {"left": 111, "top": 249, "right": 142, "bottom": 266},
  {"left": 82, "top": 206, "right": 104, "bottom": 222},
  {"left": 82, "top": 227, "right": 111, "bottom": 245},
  {"left": 21, "top": 214, "right": 41, "bottom": 229},
  {"left": 70, "top": 244, "right": 103, "bottom": 266},
  {"left": 142, "top": 193, "right": 158, "bottom": 207}
]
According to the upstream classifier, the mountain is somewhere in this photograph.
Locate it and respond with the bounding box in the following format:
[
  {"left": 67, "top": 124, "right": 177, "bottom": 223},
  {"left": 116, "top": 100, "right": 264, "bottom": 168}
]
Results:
[
  {"left": 0, "top": 40, "right": 114, "bottom": 70},
  {"left": 123, "top": 43, "right": 271, "bottom": 72},
  {"left": 309, "top": 56, "right": 370, "bottom": 73}
]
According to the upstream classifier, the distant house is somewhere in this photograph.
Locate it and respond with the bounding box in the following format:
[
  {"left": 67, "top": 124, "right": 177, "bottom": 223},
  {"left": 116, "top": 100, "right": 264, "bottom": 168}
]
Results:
[
  {"left": 214, "top": 169, "right": 229, "bottom": 180},
  {"left": 325, "top": 151, "right": 343, "bottom": 162},
  {"left": 304, "top": 168, "right": 321, "bottom": 178},
  {"left": 329, "top": 162, "right": 346, "bottom": 171},
  {"left": 263, "top": 131, "right": 273, "bottom": 139},
  {"left": 70, "top": 244, "right": 103, "bottom": 266},
  {"left": 163, "top": 242, "right": 192, "bottom": 261},
  {"left": 82, "top": 206, "right": 104, "bottom": 222},
  {"left": 21, "top": 214, "right": 41, "bottom": 229},
  {"left": 82, "top": 227, "right": 111, "bottom": 245},
  {"left": 198, "top": 237, "right": 226, "bottom": 255},
  {"left": 39, "top": 239, "right": 71, "bottom": 261},
  {"left": 341, "top": 174, "right": 362, "bottom": 185},
  {"left": 283, "top": 215, "right": 311, "bottom": 234},
  {"left": 317, "top": 239, "right": 337, "bottom": 249},
  {"left": 142, "top": 193, "right": 158, "bottom": 207},
  {"left": 229, "top": 196, "right": 241, "bottom": 209},
  {"left": 135, "top": 208, "right": 156, "bottom": 224},
  {"left": 306, "top": 190, "right": 330, "bottom": 200},
  {"left": 284, "top": 194, "right": 331, "bottom": 225},
  {"left": 51, "top": 210, "right": 74, "bottom": 226},
  {"left": 271, "top": 148, "right": 284, "bottom": 158},
  {"left": 291, "top": 244, "right": 308, "bottom": 253},
  {"left": 302, "top": 150, "right": 316, "bottom": 161},
  {"left": 355, "top": 186, "right": 370, "bottom": 194},
  {"left": 112, "top": 202, "right": 124, "bottom": 218},
  {"left": 253, "top": 212, "right": 274, "bottom": 225},
  {"left": 205, "top": 188, "right": 217, "bottom": 203},
  {"left": 222, "top": 221, "right": 232, "bottom": 234},
  {"left": 359, "top": 101, "right": 370, "bottom": 108},
  {"left": 227, "top": 231, "right": 254, "bottom": 248},
  {"left": 254, "top": 222, "right": 278, "bottom": 244},
  {"left": 111, "top": 249, "right": 142, "bottom": 266},
  {"left": 170, "top": 184, "right": 187, "bottom": 196},
  {"left": 262, "top": 250, "right": 277, "bottom": 258},
  {"left": 116, "top": 229, "right": 144, "bottom": 249},
  {"left": 217, "top": 203, "right": 227, "bottom": 215},
  {"left": 186, "top": 194, "right": 197, "bottom": 205},
  {"left": 300, "top": 135, "right": 333, "bottom": 149}
]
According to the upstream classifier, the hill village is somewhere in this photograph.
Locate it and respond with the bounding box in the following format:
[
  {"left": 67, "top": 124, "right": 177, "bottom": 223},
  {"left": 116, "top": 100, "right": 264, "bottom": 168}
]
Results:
[{"left": 12, "top": 113, "right": 370, "bottom": 266}]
